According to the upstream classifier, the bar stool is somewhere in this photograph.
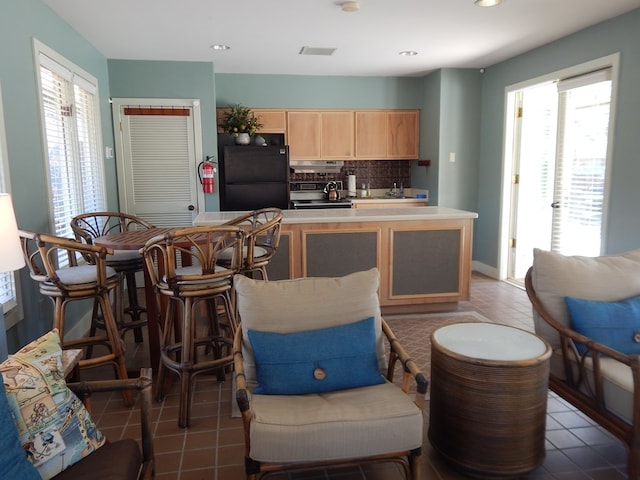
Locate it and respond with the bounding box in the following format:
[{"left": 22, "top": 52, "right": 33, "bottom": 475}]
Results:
[
  {"left": 71, "top": 212, "right": 154, "bottom": 344},
  {"left": 18, "top": 229, "right": 132, "bottom": 405},
  {"left": 220, "top": 207, "right": 283, "bottom": 280},
  {"left": 141, "top": 225, "right": 245, "bottom": 427}
]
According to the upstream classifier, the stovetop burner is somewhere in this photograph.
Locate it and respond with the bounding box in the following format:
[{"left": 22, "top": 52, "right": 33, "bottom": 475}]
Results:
[{"left": 290, "top": 181, "right": 352, "bottom": 209}]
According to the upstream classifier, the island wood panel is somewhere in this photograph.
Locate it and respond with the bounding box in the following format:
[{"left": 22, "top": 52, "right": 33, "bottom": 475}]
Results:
[
  {"left": 390, "top": 229, "right": 460, "bottom": 295},
  {"left": 278, "top": 216, "right": 473, "bottom": 313},
  {"left": 304, "top": 231, "right": 379, "bottom": 278}
]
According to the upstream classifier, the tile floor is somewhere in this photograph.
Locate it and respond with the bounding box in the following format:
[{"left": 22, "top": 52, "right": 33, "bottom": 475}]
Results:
[{"left": 81, "top": 273, "right": 629, "bottom": 479}]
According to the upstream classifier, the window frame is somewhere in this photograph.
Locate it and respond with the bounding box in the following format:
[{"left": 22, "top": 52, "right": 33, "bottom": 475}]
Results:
[{"left": 33, "top": 39, "right": 107, "bottom": 249}]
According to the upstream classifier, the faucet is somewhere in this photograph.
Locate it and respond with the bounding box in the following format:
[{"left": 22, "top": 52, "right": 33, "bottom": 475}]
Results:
[{"left": 388, "top": 182, "right": 398, "bottom": 197}]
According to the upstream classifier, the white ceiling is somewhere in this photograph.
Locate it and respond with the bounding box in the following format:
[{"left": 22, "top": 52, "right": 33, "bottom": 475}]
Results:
[{"left": 43, "top": 0, "right": 640, "bottom": 77}]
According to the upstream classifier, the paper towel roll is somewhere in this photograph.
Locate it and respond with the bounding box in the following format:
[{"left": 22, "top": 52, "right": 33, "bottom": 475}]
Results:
[{"left": 347, "top": 174, "right": 357, "bottom": 197}]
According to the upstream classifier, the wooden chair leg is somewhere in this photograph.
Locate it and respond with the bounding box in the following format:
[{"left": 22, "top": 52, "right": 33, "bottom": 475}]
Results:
[{"left": 98, "top": 293, "right": 133, "bottom": 406}]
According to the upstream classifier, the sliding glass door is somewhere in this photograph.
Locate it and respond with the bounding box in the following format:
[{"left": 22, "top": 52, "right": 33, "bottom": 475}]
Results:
[{"left": 506, "top": 69, "right": 613, "bottom": 284}]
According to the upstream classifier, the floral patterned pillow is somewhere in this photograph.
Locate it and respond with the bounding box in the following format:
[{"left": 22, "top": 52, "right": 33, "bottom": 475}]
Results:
[{"left": 0, "top": 330, "right": 106, "bottom": 480}]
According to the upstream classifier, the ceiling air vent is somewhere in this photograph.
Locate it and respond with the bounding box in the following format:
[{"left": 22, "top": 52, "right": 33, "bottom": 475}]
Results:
[{"left": 299, "top": 47, "right": 337, "bottom": 56}]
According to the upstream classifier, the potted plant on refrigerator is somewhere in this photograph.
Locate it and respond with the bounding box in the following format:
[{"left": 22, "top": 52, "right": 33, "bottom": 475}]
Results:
[{"left": 222, "top": 104, "right": 263, "bottom": 145}]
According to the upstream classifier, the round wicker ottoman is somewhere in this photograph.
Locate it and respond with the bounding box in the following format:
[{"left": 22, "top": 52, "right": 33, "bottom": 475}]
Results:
[{"left": 428, "top": 322, "right": 551, "bottom": 477}]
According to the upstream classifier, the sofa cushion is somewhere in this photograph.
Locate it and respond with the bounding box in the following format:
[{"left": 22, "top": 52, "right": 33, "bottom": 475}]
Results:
[
  {"left": 0, "top": 376, "right": 40, "bottom": 479},
  {"left": 249, "top": 382, "right": 423, "bottom": 463},
  {"left": 248, "top": 317, "right": 384, "bottom": 395},
  {"left": 531, "top": 248, "right": 640, "bottom": 349},
  {"left": 565, "top": 294, "right": 640, "bottom": 355},
  {"left": 51, "top": 438, "right": 142, "bottom": 480},
  {"left": 0, "top": 330, "right": 106, "bottom": 479},
  {"left": 234, "top": 268, "right": 386, "bottom": 388}
]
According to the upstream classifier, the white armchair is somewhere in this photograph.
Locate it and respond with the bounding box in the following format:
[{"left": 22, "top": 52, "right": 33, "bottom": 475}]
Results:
[
  {"left": 232, "top": 268, "right": 427, "bottom": 480},
  {"left": 526, "top": 247, "right": 640, "bottom": 480}
]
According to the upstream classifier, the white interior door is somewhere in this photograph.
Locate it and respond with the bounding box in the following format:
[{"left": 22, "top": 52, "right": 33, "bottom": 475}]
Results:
[{"left": 112, "top": 98, "right": 203, "bottom": 227}]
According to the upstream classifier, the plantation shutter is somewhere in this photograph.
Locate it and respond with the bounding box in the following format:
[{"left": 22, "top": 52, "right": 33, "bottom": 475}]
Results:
[
  {"left": 39, "top": 51, "right": 106, "bottom": 262},
  {"left": 551, "top": 68, "right": 612, "bottom": 255},
  {"left": 119, "top": 106, "right": 197, "bottom": 227}
]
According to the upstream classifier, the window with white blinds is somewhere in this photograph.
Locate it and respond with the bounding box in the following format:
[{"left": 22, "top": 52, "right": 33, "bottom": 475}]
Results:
[
  {"left": 551, "top": 69, "right": 612, "bottom": 256},
  {"left": 37, "top": 47, "right": 106, "bottom": 250}
]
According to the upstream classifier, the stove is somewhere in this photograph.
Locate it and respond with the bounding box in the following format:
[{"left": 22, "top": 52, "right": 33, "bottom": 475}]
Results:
[{"left": 290, "top": 181, "right": 353, "bottom": 209}]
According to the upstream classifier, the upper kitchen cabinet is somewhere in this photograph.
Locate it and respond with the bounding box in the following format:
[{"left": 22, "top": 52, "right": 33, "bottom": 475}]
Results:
[
  {"left": 355, "top": 111, "right": 387, "bottom": 159},
  {"left": 387, "top": 110, "right": 419, "bottom": 159},
  {"left": 287, "top": 111, "right": 354, "bottom": 160},
  {"left": 355, "top": 110, "right": 419, "bottom": 160},
  {"left": 321, "top": 111, "right": 354, "bottom": 159},
  {"left": 216, "top": 108, "right": 286, "bottom": 134},
  {"left": 287, "top": 111, "right": 321, "bottom": 159},
  {"left": 252, "top": 109, "right": 287, "bottom": 133}
]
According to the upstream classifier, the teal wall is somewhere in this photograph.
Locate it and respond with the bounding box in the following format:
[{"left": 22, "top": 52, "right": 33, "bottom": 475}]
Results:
[
  {"left": 0, "top": 0, "right": 114, "bottom": 350},
  {"left": 107, "top": 59, "right": 218, "bottom": 210},
  {"left": 475, "top": 8, "right": 640, "bottom": 267},
  {"left": 215, "top": 74, "right": 424, "bottom": 110}
]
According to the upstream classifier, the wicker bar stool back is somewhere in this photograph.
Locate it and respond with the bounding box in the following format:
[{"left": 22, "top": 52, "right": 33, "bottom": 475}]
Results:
[
  {"left": 221, "top": 207, "right": 282, "bottom": 280},
  {"left": 141, "top": 225, "right": 245, "bottom": 428},
  {"left": 71, "top": 212, "right": 155, "bottom": 344},
  {"left": 18, "top": 229, "right": 131, "bottom": 405}
]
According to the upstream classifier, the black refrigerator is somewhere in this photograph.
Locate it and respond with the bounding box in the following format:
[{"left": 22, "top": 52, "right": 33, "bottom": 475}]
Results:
[{"left": 218, "top": 145, "right": 290, "bottom": 211}]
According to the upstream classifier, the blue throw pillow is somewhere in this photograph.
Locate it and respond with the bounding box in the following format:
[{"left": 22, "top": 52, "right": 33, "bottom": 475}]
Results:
[
  {"left": 0, "top": 376, "right": 41, "bottom": 480},
  {"left": 565, "top": 295, "right": 640, "bottom": 355},
  {"left": 247, "top": 316, "right": 384, "bottom": 395}
]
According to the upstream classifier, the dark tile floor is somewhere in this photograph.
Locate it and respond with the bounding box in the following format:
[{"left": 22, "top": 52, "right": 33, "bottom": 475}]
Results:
[{"left": 82, "top": 273, "right": 629, "bottom": 479}]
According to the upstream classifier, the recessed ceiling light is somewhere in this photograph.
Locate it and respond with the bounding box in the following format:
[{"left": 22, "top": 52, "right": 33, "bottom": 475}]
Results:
[
  {"left": 475, "top": 0, "right": 503, "bottom": 6},
  {"left": 341, "top": 1, "right": 360, "bottom": 12},
  {"left": 211, "top": 44, "right": 230, "bottom": 51},
  {"left": 399, "top": 51, "right": 418, "bottom": 57}
]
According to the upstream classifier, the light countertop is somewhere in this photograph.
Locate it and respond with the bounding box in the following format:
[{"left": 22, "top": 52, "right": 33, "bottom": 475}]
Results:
[{"left": 194, "top": 206, "right": 478, "bottom": 226}]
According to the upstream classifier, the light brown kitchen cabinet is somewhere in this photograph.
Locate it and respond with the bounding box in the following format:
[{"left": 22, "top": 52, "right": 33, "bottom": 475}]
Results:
[
  {"left": 387, "top": 110, "right": 419, "bottom": 158},
  {"left": 321, "top": 111, "right": 354, "bottom": 159},
  {"left": 355, "top": 110, "right": 419, "bottom": 160},
  {"left": 287, "top": 111, "right": 322, "bottom": 159},
  {"left": 355, "top": 111, "right": 387, "bottom": 158},
  {"left": 287, "top": 111, "right": 354, "bottom": 160},
  {"left": 252, "top": 109, "right": 287, "bottom": 133}
]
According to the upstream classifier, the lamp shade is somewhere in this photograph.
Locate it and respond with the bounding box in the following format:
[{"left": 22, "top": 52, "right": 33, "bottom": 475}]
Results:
[{"left": 0, "top": 193, "right": 25, "bottom": 273}]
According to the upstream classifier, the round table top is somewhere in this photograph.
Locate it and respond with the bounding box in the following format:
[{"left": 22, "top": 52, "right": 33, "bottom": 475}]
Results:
[{"left": 432, "top": 322, "right": 548, "bottom": 361}]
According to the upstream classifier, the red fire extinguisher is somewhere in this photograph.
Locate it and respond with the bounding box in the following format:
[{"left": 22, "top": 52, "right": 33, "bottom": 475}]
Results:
[{"left": 198, "top": 156, "right": 216, "bottom": 194}]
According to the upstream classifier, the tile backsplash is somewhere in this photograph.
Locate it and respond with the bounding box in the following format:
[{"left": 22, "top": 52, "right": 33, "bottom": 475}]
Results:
[{"left": 290, "top": 160, "right": 411, "bottom": 190}]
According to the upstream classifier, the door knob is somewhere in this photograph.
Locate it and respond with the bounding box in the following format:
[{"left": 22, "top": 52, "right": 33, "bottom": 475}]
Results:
[
  {"left": 550, "top": 202, "right": 560, "bottom": 208},
  {"left": 188, "top": 205, "right": 195, "bottom": 211}
]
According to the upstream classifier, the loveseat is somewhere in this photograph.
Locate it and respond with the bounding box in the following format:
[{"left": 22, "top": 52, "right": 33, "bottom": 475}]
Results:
[{"left": 526, "top": 247, "right": 640, "bottom": 479}]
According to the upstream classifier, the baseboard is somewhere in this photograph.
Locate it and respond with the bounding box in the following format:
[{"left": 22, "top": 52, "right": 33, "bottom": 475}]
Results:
[{"left": 472, "top": 261, "right": 499, "bottom": 280}]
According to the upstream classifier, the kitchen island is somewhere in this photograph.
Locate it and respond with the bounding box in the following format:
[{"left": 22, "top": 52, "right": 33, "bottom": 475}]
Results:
[{"left": 194, "top": 206, "right": 478, "bottom": 313}]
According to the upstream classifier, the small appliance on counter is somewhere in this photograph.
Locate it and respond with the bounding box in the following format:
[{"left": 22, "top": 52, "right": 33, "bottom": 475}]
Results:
[{"left": 290, "top": 181, "right": 352, "bottom": 209}]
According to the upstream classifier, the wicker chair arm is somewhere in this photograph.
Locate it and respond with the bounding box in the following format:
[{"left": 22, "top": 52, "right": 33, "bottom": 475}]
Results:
[
  {"left": 232, "top": 327, "right": 251, "bottom": 415},
  {"left": 382, "top": 319, "right": 428, "bottom": 408},
  {"left": 66, "top": 368, "right": 154, "bottom": 480}
]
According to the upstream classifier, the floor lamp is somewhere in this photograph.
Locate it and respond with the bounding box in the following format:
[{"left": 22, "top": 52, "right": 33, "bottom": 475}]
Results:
[{"left": 0, "top": 193, "right": 25, "bottom": 361}]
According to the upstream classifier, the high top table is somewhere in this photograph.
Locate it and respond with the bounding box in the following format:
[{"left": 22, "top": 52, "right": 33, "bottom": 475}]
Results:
[
  {"left": 428, "top": 322, "right": 552, "bottom": 477},
  {"left": 95, "top": 227, "right": 174, "bottom": 373}
]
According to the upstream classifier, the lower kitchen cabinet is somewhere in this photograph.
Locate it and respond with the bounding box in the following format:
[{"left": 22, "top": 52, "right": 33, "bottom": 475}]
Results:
[
  {"left": 195, "top": 208, "right": 475, "bottom": 313},
  {"left": 278, "top": 218, "right": 473, "bottom": 313}
]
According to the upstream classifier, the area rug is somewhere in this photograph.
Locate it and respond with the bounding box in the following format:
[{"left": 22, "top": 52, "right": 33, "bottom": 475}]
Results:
[{"left": 231, "top": 310, "right": 489, "bottom": 417}]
